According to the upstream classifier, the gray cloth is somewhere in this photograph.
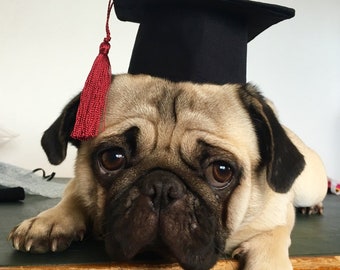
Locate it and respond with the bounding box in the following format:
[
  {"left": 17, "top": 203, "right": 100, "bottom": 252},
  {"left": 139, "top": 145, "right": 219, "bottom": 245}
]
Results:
[{"left": 0, "top": 162, "right": 66, "bottom": 198}]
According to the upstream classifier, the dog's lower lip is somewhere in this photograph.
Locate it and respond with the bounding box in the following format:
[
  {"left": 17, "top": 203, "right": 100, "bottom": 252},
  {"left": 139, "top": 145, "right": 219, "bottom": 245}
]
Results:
[
  {"left": 132, "top": 245, "right": 176, "bottom": 263},
  {"left": 106, "top": 236, "right": 176, "bottom": 263}
]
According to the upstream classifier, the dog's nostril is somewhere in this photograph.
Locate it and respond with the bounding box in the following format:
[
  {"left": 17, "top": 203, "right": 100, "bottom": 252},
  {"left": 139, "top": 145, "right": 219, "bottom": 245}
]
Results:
[
  {"left": 162, "top": 182, "right": 185, "bottom": 208},
  {"left": 167, "top": 185, "right": 184, "bottom": 201},
  {"left": 140, "top": 171, "right": 185, "bottom": 210}
]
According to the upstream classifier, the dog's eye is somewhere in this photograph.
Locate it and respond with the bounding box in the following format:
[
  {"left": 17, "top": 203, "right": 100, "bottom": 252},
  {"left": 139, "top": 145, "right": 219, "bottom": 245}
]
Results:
[
  {"left": 206, "top": 161, "right": 234, "bottom": 189},
  {"left": 99, "top": 148, "right": 126, "bottom": 172}
]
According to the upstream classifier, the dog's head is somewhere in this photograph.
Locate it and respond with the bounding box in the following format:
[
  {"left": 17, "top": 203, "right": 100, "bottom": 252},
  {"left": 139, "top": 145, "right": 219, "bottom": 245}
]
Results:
[{"left": 41, "top": 74, "right": 304, "bottom": 269}]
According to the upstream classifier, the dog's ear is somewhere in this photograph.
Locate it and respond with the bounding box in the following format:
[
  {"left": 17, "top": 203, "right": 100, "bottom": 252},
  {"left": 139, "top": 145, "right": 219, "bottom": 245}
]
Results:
[
  {"left": 41, "top": 94, "right": 81, "bottom": 165},
  {"left": 239, "top": 84, "right": 305, "bottom": 193}
]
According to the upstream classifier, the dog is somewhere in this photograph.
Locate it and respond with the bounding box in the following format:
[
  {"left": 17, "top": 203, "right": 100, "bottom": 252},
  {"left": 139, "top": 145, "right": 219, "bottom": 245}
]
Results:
[{"left": 9, "top": 74, "right": 327, "bottom": 270}]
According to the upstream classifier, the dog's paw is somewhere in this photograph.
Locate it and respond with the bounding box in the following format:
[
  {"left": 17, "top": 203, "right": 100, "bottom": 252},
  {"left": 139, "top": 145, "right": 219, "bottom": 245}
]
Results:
[
  {"left": 8, "top": 212, "right": 86, "bottom": 253},
  {"left": 232, "top": 238, "right": 292, "bottom": 270},
  {"left": 297, "top": 202, "right": 324, "bottom": 215}
]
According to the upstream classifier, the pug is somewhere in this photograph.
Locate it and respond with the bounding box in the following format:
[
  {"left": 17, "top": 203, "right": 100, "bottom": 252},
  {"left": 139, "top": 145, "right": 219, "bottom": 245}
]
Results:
[{"left": 9, "top": 74, "right": 327, "bottom": 270}]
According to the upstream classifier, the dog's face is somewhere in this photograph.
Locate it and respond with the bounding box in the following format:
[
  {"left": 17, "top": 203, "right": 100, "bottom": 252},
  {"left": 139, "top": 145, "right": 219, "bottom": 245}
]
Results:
[{"left": 41, "top": 74, "right": 304, "bottom": 269}]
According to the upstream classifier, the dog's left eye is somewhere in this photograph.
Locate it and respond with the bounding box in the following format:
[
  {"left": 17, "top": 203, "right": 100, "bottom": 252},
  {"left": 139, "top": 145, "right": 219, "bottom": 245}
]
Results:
[
  {"left": 98, "top": 148, "right": 126, "bottom": 173},
  {"left": 205, "top": 161, "right": 234, "bottom": 189}
]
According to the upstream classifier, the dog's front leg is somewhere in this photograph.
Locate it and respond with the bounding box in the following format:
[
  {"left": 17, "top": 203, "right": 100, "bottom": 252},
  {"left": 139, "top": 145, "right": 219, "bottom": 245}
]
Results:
[
  {"left": 233, "top": 226, "right": 293, "bottom": 270},
  {"left": 9, "top": 179, "right": 88, "bottom": 253},
  {"left": 232, "top": 204, "right": 295, "bottom": 270}
]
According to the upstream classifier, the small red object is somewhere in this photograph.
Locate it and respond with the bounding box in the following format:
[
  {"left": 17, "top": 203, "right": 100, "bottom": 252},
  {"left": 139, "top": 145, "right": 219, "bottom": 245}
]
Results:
[{"left": 71, "top": 0, "right": 114, "bottom": 140}]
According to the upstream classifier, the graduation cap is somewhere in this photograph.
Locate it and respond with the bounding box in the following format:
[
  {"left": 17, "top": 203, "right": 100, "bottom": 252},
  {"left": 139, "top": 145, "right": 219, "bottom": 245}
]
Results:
[
  {"left": 114, "top": 0, "right": 295, "bottom": 84},
  {"left": 71, "top": 0, "right": 294, "bottom": 140}
]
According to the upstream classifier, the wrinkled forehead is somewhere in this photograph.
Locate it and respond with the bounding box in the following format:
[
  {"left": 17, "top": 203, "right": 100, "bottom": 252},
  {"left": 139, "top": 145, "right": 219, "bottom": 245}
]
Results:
[
  {"left": 105, "top": 74, "right": 244, "bottom": 127},
  {"left": 100, "top": 74, "right": 258, "bottom": 157}
]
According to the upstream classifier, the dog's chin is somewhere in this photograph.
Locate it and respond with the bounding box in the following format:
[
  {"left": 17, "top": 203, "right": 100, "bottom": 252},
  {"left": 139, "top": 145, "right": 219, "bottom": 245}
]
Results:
[
  {"left": 105, "top": 237, "right": 180, "bottom": 265},
  {"left": 103, "top": 174, "right": 222, "bottom": 270}
]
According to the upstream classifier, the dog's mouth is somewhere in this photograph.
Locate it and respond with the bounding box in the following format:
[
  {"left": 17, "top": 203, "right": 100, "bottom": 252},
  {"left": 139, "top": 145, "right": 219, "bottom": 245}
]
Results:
[{"left": 104, "top": 170, "right": 223, "bottom": 270}]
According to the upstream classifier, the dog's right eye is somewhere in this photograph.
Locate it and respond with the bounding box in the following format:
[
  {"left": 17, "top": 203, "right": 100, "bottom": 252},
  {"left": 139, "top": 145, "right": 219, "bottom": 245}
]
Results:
[{"left": 98, "top": 148, "right": 126, "bottom": 173}]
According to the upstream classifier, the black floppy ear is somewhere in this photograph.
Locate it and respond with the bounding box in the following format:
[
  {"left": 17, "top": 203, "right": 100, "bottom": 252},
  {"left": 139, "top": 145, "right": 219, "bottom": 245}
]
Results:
[
  {"left": 239, "top": 84, "right": 305, "bottom": 193},
  {"left": 41, "top": 94, "right": 81, "bottom": 165}
]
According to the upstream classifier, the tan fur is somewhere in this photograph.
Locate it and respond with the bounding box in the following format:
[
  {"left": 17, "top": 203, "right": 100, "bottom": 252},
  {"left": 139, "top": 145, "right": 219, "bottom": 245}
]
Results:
[{"left": 9, "top": 74, "right": 327, "bottom": 270}]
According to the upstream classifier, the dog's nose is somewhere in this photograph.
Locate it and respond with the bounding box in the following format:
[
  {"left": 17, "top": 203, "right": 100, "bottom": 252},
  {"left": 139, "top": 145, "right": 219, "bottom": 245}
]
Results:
[{"left": 140, "top": 170, "right": 186, "bottom": 210}]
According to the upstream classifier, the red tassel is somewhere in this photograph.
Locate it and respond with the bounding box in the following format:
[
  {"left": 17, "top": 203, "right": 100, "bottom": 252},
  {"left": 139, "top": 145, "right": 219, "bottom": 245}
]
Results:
[{"left": 71, "top": 0, "right": 114, "bottom": 141}]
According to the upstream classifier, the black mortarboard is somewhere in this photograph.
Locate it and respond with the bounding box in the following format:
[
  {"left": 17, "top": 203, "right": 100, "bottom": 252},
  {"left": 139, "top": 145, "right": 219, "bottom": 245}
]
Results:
[{"left": 114, "top": 0, "right": 295, "bottom": 84}]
